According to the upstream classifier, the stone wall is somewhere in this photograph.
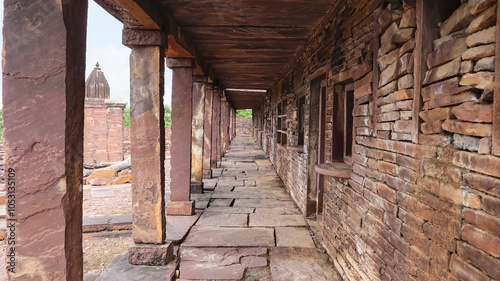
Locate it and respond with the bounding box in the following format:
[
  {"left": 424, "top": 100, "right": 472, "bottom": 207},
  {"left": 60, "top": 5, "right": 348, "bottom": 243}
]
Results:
[
  {"left": 236, "top": 117, "right": 253, "bottom": 135},
  {"left": 257, "top": 0, "right": 500, "bottom": 280},
  {"left": 123, "top": 127, "right": 171, "bottom": 159},
  {"left": 84, "top": 98, "right": 126, "bottom": 164}
]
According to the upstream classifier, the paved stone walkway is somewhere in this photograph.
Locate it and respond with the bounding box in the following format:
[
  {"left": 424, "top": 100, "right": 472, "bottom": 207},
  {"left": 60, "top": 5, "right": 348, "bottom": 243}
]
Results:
[{"left": 176, "top": 135, "right": 341, "bottom": 281}]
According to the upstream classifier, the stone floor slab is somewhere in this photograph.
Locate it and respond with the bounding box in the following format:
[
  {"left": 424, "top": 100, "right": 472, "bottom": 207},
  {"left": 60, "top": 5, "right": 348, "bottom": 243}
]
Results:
[
  {"left": 96, "top": 254, "right": 177, "bottom": 281},
  {"left": 210, "top": 198, "right": 233, "bottom": 207},
  {"left": 179, "top": 261, "right": 245, "bottom": 280},
  {"left": 183, "top": 226, "right": 275, "bottom": 247},
  {"left": 275, "top": 227, "right": 316, "bottom": 248},
  {"left": 249, "top": 214, "right": 308, "bottom": 227},
  {"left": 270, "top": 247, "right": 341, "bottom": 281},
  {"left": 204, "top": 207, "right": 255, "bottom": 214},
  {"left": 180, "top": 247, "right": 267, "bottom": 265},
  {"left": 233, "top": 198, "right": 292, "bottom": 208},
  {"left": 254, "top": 207, "right": 302, "bottom": 215},
  {"left": 197, "top": 212, "right": 248, "bottom": 227},
  {"left": 165, "top": 214, "right": 200, "bottom": 244}
]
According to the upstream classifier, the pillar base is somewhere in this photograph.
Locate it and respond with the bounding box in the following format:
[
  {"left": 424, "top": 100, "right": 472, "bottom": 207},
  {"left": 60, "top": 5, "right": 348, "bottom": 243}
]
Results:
[
  {"left": 202, "top": 171, "right": 212, "bottom": 179},
  {"left": 190, "top": 182, "right": 204, "bottom": 194},
  {"left": 167, "top": 200, "right": 196, "bottom": 215},
  {"left": 128, "top": 243, "right": 174, "bottom": 266},
  {"left": 210, "top": 160, "right": 218, "bottom": 168}
]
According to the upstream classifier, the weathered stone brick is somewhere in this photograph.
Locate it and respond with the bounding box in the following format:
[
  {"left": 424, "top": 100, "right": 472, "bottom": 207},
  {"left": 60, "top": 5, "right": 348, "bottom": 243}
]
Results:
[
  {"left": 428, "top": 243, "right": 450, "bottom": 268},
  {"left": 379, "top": 103, "right": 396, "bottom": 113},
  {"left": 421, "top": 77, "right": 472, "bottom": 102},
  {"left": 377, "top": 81, "right": 397, "bottom": 97},
  {"left": 377, "top": 48, "right": 399, "bottom": 71},
  {"left": 449, "top": 254, "right": 490, "bottom": 281},
  {"left": 392, "top": 28, "right": 415, "bottom": 44},
  {"left": 400, "top": 110, "right": 412, "bottom": 120},
  {"left": 442, "top": 119, "right": 492, "bottom": 137},
  {"left": 377, "top": 111, "right": 400, "bottom": 122},
  {"left": 427, "top": 36, "right": 467, "bottom": 69},
  {"left": 453, "top": 151, "right": 500, "bottom": 178},
  {"left": 463, "top": 208, "right": 500, "bottom": 236},
  {"left": 481, "top": 195, "right": 500, "bottom": 217},
  {"left": 394, "top": 120, "right": 412, "bottom": 133},
  {"left": 400, "top": 39, "right": 415, "bottom": 56},
  {"left": 421, "top": 120, "right": 443, "bottom": 134},
  {"left": 439, "top": 4, "right": 475, "bottom": 37},
  {"left": 457, "top": 241, "right": 500, "bottom": 280},
  {"left": 461, "top": 224, "right": 500, "bottom": 257},
  {"left": 428, "top": 91, "right": 478, "bottom": 109},
  {"left": 474, "top": 56, "right": 495, "bottom": 72},
  {"left": 395, "top": 100, "right": 413, "bottom": 110},
  {"left": 462, "top": 43, "right": 496, "bottom": 60},
  {"left": 463, "top": 172, "right": 500, "bottom": 197},
  {"left": 466, "top": 4, "right": 497, "bottom": 34},
  {"left": 466, "top": 25, "right": 496, "bottom": 47},
  {"left": 468, "top": 0, "right": 497, "bottom": 15},
  {"left": 423, "top": 57, "right": 461, "bottom": 85},
  {"left": 377, "top": 183, "right": 396, "bottom": 203},
  {"left": 460, "top": 71, "right": 494, "bottom": 90},
  {"left": 452, "top": 102, "right": 493, "bottom": 123},
  {"left": 460, "top": 60, "right": 475, "bottom": 74},
  {"left": 379, "top": 22, "right": 399, "bottom": 56},
  {"left": 398, "top": 74, "right": 414, "bottom": 89},
  {"left": 422, "top": 223, "right": 456, "bottom": 252},
  {"left": 354, "top": 83, "right": 372, "bottom": 99},
  {"left": 419, "top": 107, "right": 451, "bottom": 122},
  {"left": 394, "top": 89, "right": 414, "bottom": 101}
]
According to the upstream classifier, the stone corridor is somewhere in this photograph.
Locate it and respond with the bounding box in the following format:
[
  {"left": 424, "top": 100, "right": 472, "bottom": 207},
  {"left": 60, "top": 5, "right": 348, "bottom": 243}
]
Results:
[{"left": 175, "top": 135, "right": 340, "bottom": 280}]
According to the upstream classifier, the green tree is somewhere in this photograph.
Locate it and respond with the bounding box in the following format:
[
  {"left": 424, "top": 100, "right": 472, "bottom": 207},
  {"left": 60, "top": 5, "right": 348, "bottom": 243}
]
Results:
[
  {"left": 124, "top": 108, "right": 130, "bottom": 127},
  {"left": 236, "top": 109, "right": 252, "bottom": 118},
  {"left": 164, "top": 105, "right": 171, "bottom": 127},
  {"left": 124, "top": 106, "right": 171, "bottom": 127}
]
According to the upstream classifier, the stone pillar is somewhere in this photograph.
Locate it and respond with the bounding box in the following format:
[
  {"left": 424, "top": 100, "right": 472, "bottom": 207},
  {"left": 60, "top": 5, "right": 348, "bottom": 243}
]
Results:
[
  {"left": 203, "top": 84, "right": 214, "bottom": 178},
  {"left": 221, "top": 98, "right": 229, "bottom": 154},
  {"left": 213, "top": 88, "right": 222, "bottom": 165},
  {"left": 229, "top": 108, "right": 234, "bottom": 142},
  {"left": 3, "top": 1, "right": 87, "bottom": 280},
  {"left": 167, "top": 58, "right": 196, "bottom": 215},
  {"left": 190, "top": 76, "right": 207, "bottom": 193},
  {"left": 124, "top": 29, "right": 172, "bottom": 265}
]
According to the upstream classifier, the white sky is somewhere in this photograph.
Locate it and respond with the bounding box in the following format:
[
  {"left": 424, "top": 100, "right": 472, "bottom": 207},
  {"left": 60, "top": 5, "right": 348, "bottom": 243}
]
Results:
[{"left": 0, "top": 1, "right": 173, "bottom": 108}]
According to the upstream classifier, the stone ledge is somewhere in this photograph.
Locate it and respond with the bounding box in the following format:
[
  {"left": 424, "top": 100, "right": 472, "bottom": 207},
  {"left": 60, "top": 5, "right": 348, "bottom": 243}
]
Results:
[
  {"left": 286, "top": 145, "right": 305, "bottom": 153},
  {"left": 314, "top": 162, "right": 352, "bottom": 179}
]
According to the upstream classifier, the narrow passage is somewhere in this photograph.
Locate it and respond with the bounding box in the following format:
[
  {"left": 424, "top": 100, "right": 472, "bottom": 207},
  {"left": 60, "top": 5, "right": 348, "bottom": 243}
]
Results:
[{"left": 177, "top": 135, "right": 341, "bottom": 280}]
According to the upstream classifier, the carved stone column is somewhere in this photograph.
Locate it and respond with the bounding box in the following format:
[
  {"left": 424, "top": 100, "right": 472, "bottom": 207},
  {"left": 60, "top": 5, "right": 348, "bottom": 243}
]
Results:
[
  {"left": 124, "top": 29, "right": 173, "bottom": 265},
  {"left": 3, "top": 1, "right": 87, "bottom": 279},
  {"left": 203, "top": 84, "right": 214, "bottom": 178},
  {"left": 190, "top": 75, "right": 207, "bottom": 193}
]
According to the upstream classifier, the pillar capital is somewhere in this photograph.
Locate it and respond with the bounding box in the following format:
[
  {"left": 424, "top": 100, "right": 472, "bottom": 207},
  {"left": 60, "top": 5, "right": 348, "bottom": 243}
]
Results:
[
  {"left": 122, "top": 29, "right": 168, "bottom": 48},
  {"left": 166, "top": 57, "right": 195, "bottom": 69}
]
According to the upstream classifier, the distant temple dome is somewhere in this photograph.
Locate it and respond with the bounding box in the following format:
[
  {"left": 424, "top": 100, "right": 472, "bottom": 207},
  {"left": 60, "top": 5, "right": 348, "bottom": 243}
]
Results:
[{"left": 85, "top": 62, "right": 110, "bottom": 99}]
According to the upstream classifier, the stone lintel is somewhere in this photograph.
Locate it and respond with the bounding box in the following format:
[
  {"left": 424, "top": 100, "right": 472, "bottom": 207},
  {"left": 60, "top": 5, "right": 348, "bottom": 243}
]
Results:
[
  {"left": 193, "top": 75, "right": 208, "bottom": 83},
  {"left": 190, "top": 182, "right": 204, "bottom": 194},
  {"left": 167, "top": 201, "right": 196, "bottom": 215},
  {"left": 128, "top": 243, "right": 174, "bottom": 266},
  {"left": 123, "top": 29, "right": 168, "bottom": 48},
  {"left": 166, "top": 57, "right": 195, "bottom": 68}
]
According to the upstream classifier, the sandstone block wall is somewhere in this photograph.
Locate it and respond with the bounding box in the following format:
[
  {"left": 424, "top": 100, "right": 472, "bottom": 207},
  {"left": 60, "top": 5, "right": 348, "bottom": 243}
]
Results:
[
  {"left": 255, "top": 0, "right": 500, "bottom": 280},
  {"left": 236, "top": 117, "right": 253, "bottom": 135},
  {"left": 84, "top": 98, "right": 126, "bottom": 164}
]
